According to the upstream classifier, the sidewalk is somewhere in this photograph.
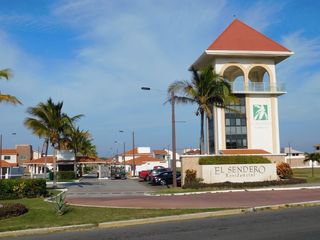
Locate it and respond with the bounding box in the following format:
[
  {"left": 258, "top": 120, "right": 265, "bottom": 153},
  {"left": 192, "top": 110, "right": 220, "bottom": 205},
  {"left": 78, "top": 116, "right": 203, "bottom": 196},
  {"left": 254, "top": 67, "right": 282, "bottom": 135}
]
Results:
[{"left": 67, "top": 187, "right": 320, "bottom": 209}]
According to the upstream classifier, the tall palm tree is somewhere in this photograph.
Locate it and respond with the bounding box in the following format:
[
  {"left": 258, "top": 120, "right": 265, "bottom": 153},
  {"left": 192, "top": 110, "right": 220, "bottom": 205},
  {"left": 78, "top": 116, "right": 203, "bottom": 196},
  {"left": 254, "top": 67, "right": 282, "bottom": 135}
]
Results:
[
  {"left": 24, "top": 98, "right": 83, "bottom": 185},
  {"left": 168, "top": 66, "right": 235, "bottom": 154},
  {"left": 304, "top": 152, "right": 320, "bottom": 177},
  {"left": 0, "top": 69, "right": 22, "bottom": 105},
  {"left": 64, "top": 126, "right": 91, "bottom": 174}
]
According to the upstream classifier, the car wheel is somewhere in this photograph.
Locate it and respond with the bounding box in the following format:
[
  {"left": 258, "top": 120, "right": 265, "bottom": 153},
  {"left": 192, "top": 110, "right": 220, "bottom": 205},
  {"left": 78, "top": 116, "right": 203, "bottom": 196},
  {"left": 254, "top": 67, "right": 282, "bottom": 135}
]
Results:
[{"left": 160, "top": 180, "right": 166, "bottom": 186}]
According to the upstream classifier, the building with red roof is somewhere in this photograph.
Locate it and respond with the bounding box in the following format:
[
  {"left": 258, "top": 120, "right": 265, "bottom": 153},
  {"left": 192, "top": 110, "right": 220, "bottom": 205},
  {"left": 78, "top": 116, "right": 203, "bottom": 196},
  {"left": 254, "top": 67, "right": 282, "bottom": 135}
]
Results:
[{"left": 191, "top": 19, "right": 293, "bottom": 155}]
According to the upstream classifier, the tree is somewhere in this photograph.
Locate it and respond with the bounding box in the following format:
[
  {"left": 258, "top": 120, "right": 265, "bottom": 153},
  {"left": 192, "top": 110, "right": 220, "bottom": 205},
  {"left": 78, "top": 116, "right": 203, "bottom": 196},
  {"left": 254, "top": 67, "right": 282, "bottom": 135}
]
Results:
[
  {"left": 64, "top": 126, "right": 92, "bottom": 174},
  {"left": 24, "top": 98, "right": 83, "bottom": 185},
  {"left": 0, "top": 69, "right": 22, "bottom": 105},
  {"left": 304, "top": 152, "right": 320, "bottom": 177},
  {"left": 168, "top": 66, "right": 235, "bottom": 154}
]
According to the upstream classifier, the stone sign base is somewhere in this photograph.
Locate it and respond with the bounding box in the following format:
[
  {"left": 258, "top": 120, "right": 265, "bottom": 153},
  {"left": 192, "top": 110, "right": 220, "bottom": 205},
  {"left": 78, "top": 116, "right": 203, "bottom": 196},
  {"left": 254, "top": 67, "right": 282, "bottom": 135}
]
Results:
[{"left": 201, "top": 164, "right": 278, "bottom": 183}]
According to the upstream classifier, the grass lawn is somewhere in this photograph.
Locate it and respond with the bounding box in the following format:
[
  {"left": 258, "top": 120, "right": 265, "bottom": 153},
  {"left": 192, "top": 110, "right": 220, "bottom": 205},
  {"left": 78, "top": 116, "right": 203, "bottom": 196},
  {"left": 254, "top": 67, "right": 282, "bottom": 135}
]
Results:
[
  {"left": 0, "top": 198, "right": 222, "bottom": 232},
  {"left": 293, "top": 168, "right": 320, "bottom": 183}
]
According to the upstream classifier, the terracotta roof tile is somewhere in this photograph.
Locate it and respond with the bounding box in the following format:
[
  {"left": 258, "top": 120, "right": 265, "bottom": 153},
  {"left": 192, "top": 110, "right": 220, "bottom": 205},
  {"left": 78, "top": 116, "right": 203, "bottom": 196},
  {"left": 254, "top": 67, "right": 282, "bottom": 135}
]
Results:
[
  {"left": 125, "top": 156, "right": 165, "bottom": 166},
  {"left": 153, "top": 150, "right": 168, "bottom": 155},
  {"left": 207, "top": 19, "right": 291, "bottom": 52},
  {"left": 24, "top": 156, "right": 54, "bottom": 165},
  {"left": 0, "top": 160, "right": 17, "bottom": 167},
  {"left": 221, "top": 149, "right": 271, "bottom": 155},
  {"left": 1, "top": 149, "right": 17, "bottom": 155}
]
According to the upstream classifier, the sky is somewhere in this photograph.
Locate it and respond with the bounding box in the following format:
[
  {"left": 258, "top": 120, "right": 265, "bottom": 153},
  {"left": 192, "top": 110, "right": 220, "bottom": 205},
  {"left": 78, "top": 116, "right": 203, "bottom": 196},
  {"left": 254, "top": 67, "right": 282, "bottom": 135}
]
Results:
[{"left": 0, "top": 0, "right": 319, "bottom": 156}]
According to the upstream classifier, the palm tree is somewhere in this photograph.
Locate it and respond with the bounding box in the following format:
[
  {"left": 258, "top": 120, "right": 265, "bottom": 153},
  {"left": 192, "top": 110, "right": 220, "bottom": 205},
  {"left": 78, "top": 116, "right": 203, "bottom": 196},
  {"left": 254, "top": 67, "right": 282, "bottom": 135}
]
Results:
[
  {"left": 0, "top": 69, "right": 22, "bottom": 105},
  {"left": 168, "top": 66, "right": 235, "bottom": 154},
  {"left": 304, "top": 152, "right": 320, "bottom": 177},
  {"left": 24, "top": 98, "right": 83, "bottom": 185},
  {"left": 64, "top": 126, "right": 91, "bottom": 174}
]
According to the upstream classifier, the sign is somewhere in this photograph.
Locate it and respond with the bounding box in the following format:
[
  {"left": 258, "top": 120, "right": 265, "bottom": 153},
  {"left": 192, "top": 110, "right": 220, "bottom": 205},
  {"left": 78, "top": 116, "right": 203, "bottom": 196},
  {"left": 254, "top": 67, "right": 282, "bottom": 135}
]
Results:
[
  {"left": 201, "top": 164, "right": 278, "bottom": 183},
  {"left": 253, "top": 104, "right": 269, "bottom": 120}
]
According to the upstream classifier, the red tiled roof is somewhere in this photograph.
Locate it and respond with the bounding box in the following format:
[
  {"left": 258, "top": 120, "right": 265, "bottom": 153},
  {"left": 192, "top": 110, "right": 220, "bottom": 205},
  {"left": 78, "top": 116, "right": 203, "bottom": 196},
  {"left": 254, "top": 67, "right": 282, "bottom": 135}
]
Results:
[
  {"left": 125, "top": 156, "right": 164, "bottom": 166},
  {"left": 153, "top": 150, "right": 167, "bottom": 155},
  {"left": 76, "top": 156, "right": 107, "bottom": 164},
  {"left": 1, "top": 149, "right": 17, "bottom": 155},
  {"left": 207, "top": 19, "right": 291, "bottom": 52},
  {"left": 0, "top": 160, "right": 17, "bottom": 167},
  {"left": 221, "top": 149, "right": 271, "bottom": 155},
  {"left": 24, "top": 156, "right": 54, "bottom": 165}
]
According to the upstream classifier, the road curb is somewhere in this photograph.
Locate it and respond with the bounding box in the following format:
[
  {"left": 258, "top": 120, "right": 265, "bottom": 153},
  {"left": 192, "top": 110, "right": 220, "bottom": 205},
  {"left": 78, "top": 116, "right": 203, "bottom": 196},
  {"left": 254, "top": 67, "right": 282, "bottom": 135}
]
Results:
[
  {"left": 1, "top": 201, "right": 320, "bottom": 238},
  {"left": 147, "top": 185, "right": 320, "bottom": 196},
  {"left": 0, "top": 224, "right": 96, "bottom": 238},
  {"left": 98, "top": 209, "right": 243, "bottom": 229}
]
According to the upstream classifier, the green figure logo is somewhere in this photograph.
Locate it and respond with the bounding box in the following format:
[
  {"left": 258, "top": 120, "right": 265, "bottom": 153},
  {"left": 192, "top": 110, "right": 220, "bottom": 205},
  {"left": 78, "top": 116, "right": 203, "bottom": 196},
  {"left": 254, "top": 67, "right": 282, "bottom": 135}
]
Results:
[{"left": 253, "top": 104, "right": 268, "bottom": 120}]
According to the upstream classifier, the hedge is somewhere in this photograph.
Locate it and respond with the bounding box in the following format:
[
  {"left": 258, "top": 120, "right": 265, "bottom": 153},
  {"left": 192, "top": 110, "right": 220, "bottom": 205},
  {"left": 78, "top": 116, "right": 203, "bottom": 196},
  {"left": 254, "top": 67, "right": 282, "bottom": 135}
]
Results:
[
  {"left": 0, "top": 179, "right": 47, "bottom": 200},
  {"left": 57, "top": 171, "right": 76, "bottom": 180},
  {"left": 182, "top": 178, "right": 306, "bottom": 189},
  {"left": 199, "top": 155, "right": 271, "bottom": 165}
]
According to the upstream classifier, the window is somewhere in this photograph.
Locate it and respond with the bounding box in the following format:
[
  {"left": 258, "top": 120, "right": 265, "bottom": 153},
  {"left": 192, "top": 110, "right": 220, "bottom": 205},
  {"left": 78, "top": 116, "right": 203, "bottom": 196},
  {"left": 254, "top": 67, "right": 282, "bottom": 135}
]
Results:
[
  {"left": 4, "top": 156, "right": 11, "bottom": 160},
  {"left": 19, "top": 155, "right": 27, "bottom": 160},
  {"left": 225, "top": 95, "right": 247, "bottom": 149}
]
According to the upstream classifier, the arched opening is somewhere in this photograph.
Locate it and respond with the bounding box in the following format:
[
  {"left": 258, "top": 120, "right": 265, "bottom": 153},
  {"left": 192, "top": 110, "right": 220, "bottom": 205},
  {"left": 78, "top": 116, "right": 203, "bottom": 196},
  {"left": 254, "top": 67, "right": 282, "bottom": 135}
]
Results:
[
  {"left": 223, "top": 66, "right": 245, "bottom": 92},
  {"left": 248, "top": 66, "right": 270, "bottom": 91}
]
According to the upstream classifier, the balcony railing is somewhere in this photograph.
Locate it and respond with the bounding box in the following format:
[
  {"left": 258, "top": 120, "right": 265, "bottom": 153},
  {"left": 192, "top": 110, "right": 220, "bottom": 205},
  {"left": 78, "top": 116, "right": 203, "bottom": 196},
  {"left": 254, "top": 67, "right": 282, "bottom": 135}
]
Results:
[{"left": 229, "top": 81, "right": 286, "bottom": 94}]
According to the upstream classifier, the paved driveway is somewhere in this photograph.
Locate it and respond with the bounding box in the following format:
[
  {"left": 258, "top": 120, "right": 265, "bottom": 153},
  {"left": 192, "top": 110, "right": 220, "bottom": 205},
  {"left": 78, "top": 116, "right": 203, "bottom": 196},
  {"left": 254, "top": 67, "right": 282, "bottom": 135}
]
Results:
[
  {"left": 67, "top": 188, "right": 320, "bottom": 209},
  {"left": 65, "top": 175, "right": 163, "bottom": 198}
]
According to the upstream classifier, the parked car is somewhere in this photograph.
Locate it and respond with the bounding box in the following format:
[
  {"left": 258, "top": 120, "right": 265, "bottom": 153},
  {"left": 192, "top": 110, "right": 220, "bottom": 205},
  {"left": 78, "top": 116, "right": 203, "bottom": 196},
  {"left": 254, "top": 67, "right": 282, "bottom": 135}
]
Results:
[
  {"left": 147, "top": 168, "right": 170, "bottom": 182},
  {"left": 139, "top": 170, "right": 150, "bottom": 181},
  {"left": 151, "top": 171, "right": 181, "bottom": 186},
  {"left": 111, "top": 166, "right": 126, "bottom": 180},
  {"left": 139, "top": 166, "right": 166, "bottom": 181}
]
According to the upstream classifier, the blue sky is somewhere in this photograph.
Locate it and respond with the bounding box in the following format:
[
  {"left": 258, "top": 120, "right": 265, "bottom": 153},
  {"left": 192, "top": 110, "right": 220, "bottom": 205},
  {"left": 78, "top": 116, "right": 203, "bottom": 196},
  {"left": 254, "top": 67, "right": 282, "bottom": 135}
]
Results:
[{"left": 0, "top": 0, "right": 319, "bottom": 156}]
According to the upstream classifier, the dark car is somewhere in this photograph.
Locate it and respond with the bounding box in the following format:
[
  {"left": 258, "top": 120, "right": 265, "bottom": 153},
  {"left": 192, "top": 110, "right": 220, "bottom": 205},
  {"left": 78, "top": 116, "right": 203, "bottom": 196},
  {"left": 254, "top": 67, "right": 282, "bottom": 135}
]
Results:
[
  {"left": 151, "top": 171, "right": 181, "bottom": 186},
  {"left": 111, "top": 166, "right": 126, "bottom": 180},
  {"left": 147, "top": 168, "right": 169, "bottom": 182}
]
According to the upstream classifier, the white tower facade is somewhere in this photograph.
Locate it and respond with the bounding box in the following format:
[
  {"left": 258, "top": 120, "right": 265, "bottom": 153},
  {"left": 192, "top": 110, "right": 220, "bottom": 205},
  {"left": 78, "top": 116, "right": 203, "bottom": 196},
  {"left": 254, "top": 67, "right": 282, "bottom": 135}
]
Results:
[{"left": 191, "top": 19, "right": 293, "bottom": 155}]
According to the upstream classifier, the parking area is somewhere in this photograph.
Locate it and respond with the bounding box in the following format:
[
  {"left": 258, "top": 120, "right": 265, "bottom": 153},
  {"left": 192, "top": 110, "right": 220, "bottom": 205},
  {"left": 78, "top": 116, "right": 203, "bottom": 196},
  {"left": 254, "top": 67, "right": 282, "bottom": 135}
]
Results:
[{"left": 65, "top": 175, "right": 167, "bottom": 199}]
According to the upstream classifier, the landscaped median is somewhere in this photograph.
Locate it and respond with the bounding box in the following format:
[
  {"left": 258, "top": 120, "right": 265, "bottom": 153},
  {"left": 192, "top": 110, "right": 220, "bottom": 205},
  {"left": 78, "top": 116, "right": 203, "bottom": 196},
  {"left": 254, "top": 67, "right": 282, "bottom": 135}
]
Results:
[{"left": 0, "top": 197, "right": 223, "bottom": 233}]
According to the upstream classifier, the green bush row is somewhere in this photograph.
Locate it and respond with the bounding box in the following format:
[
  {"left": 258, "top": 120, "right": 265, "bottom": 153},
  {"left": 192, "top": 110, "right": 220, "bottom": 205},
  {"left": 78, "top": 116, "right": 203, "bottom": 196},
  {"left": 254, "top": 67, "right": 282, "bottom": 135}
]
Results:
[
  {"left": 57, "top": 171, "right": 76, "bottom": 180},
  {"left": 199, "top": 155, "right": 271, "bottom": 165},
  {"left": 182, "top": 178, "right": 306, "bottom": 189},
  {"left": 0, "top": 179, "right": 47, "bottom": 200}
]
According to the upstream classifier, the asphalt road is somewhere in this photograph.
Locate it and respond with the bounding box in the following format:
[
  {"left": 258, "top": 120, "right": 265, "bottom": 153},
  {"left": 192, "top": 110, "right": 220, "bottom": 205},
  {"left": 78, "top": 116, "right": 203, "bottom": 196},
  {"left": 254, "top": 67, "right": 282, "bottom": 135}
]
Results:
[{"left": 5, "top": 206, "right": 320, "bottom": 240}]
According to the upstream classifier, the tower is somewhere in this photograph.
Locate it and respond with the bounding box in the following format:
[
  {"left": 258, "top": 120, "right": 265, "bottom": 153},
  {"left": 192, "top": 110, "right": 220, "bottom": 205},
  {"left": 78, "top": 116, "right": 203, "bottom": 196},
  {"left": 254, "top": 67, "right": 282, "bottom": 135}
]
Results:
[{"left": 191, "top": 19, "right": 293, "bottom": 154}]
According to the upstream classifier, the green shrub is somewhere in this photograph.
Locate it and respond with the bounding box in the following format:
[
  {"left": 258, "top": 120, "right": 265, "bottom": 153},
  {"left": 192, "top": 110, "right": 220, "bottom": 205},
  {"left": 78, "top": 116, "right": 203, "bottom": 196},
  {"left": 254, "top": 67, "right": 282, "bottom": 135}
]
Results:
[
  {"left": 54, "top": 192, "right": 68, "bottom": 216},
  {"left": 0, "top": 179, "right": 47, "bottom": 200},
  {"left": 0, "top": 203, "right": 28, "bottom": 219},
  {"left": 181, "top": 178, "right": 306, "bottom": 189},
  {"left": 183, "top": 169, "right": 203, "bottom": 189},
  {"left": 199, "top": 155, "right": 271, "bottom": 165},
  {"left": 57, "top": 171, "right": 76, "bottom": 180},
  {"left": 277, "top": 162, "right": 293, "bottom": 179}
]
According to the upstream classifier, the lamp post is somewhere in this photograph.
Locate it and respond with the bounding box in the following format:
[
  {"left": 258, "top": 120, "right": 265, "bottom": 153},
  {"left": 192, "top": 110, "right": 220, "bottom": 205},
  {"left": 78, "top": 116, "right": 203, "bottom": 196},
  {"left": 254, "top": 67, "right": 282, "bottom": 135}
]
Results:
[
  {"left": 119, "top": 130, "right": 136, "bottom": 176},
  {"left": 141, "top": 87, "right": 177, "bottom": 187},
  {"left": 0, "top": 132, "right": 16, "bottom": 179}
]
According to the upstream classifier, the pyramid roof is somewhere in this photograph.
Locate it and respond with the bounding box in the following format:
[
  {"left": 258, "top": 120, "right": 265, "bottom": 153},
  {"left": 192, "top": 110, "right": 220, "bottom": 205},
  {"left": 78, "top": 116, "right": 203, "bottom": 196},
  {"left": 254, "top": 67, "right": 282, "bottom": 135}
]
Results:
[{"left": 191, "top": 19, "right": 293, "bottom": 68}]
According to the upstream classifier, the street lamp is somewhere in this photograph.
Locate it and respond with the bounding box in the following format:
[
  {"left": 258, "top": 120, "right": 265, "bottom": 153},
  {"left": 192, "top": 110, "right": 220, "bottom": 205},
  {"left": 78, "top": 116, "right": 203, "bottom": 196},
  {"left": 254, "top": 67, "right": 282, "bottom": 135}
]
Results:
[
  {"left": 0, "top": 132, "right": 17, "bottom": 179},
  {"left": 141, "top": 87, "right": 178, "bottom": 188}
]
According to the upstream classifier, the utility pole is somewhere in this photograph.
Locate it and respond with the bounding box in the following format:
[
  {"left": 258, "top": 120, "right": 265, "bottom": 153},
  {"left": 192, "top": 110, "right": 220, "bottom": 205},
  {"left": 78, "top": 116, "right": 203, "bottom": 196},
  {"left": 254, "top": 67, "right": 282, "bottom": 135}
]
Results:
[
  {"left": 171, "top": 91, "right": 177, "bottom": 188},
  {"left": 132, "top": 131, "right": 135, "bottom": 176}
]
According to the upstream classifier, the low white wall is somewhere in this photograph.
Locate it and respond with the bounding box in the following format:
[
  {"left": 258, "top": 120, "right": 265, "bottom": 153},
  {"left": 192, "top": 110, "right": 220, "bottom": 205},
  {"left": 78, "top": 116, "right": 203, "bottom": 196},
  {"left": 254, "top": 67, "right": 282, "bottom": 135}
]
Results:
[{"left": 201, "top": 164, "right": 278, "bottom": 183}]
